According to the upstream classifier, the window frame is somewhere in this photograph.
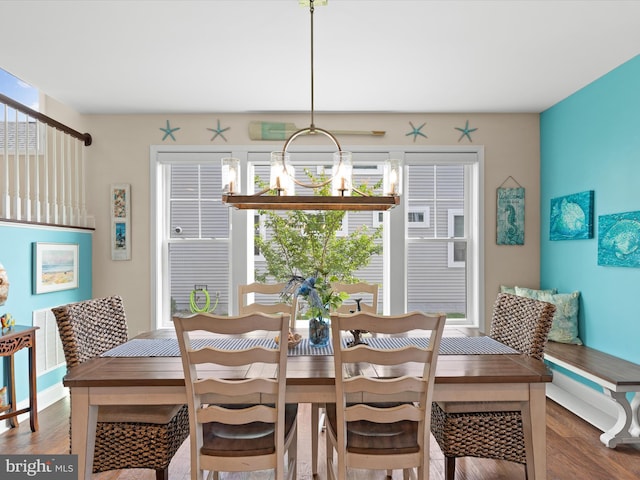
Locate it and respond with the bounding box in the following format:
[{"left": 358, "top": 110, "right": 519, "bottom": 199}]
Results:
[{"left": 151, "top": 145, "right": 483, "bottom": 329}]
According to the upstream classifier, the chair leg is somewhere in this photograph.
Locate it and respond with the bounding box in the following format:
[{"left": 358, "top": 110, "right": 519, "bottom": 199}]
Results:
[
  {"left": 312, "top": 403, "right": 320, "bottom": 475},
  {"left": 445, "top": 456, "right": 456, "bottom": 480},
  {"left": 155, "top": 468, "right": 168, "bottom": 480}
]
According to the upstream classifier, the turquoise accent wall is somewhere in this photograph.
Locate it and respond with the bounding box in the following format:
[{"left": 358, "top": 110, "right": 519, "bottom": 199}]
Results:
[
  {"left": 540, "top": 55, "right": 640, "bottom": 364},
  {"left": 0, "top": 223, "right": 92, "bottom": 406}
]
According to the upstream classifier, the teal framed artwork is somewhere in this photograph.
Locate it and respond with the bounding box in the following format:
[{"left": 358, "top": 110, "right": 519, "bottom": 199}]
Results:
[
  {"left": 598, "top": 210, "right": 640, "bottom": 268},
  {"left": 550, "top": 190, "right": 594, "bottom": 240},
  {"left": 496, "top": 186, "right": 525, "bottom": 245}
]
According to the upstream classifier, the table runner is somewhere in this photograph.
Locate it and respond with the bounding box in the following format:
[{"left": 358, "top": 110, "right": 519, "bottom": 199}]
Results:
[{"left": 101, "top": 336, "right": 517, "bottom": 357}]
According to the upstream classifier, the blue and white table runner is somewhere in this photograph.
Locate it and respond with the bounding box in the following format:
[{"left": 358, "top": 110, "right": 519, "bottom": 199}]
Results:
[{"left": 102, "top": 336, "right": 517, "bottom": 358}]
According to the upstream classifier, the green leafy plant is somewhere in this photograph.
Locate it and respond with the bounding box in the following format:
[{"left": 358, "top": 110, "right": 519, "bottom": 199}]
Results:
[{"left": 255, "top": 168, "right": 383, "bottom": 286}]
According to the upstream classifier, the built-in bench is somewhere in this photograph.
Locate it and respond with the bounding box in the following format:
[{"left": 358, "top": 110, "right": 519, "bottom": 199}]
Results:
[{"left": 544, "top": 341, "right": 640, "bottom": 448}]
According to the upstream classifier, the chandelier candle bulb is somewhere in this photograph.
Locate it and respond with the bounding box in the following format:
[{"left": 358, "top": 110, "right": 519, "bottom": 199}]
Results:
[
  {"left": 384, "top": 159, "right": 403, "bottom": 196},
  {"left": 270, "top": 151, "right": 295, "bottom": 196},
  {"left": 331, "top": 151, "right": 353, "bottom": 196},
  {"left": 221, "top": 157, "right": 240, "bottom": 194}
]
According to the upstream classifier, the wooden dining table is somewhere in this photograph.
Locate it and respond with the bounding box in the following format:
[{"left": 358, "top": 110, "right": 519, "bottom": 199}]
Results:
[{"left": 63, "top": 327, "right": 552, "bottom": 480}]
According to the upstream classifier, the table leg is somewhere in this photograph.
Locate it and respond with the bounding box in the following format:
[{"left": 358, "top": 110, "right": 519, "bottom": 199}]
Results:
[
  {"left": 312, "top": 403, "right": 320, "bottom": 476},
  {"left": 28, "top": 340, "right": 38, "bottom": 431},
  {"left": 523, "top": 383, "right": 547, "bottom": 479},
  {"left": 8, "top": 353, "right": 17, "bottom": 428},
  {"left": 71, "top": 388, "right": 97, "bottom": 480}
]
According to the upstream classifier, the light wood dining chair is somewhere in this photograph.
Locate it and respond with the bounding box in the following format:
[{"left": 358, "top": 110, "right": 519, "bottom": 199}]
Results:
[
  {"left": 326, "top": 311, "right": 446, "bottom": 480},
  {"left": 173, "top": 311, "right": 298, "bottom": 480},
  {"left": 238, "top": 282, "right": 298, "bottom": 329},
  {"left": 430, "top": 292, "right": 556, "bottom": 480},
  {"left": 331, "top": 281, "right": 379, "bottom": 314},
  {"left": 310, "top": 281, "right": 380, "bottom": 474},
  {"left": 52, "top": 296, "right": 189, "bottom": 480}
]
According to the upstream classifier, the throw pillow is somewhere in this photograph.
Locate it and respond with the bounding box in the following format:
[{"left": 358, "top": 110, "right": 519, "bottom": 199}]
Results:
[
  {"left": 537, "top": 290, "right": 582, "bottom": 345},
  {"left": 513, "top": 286, "right": 557, "bottom": 300},
  {"left": 500, "top": 285, "right": 516, "bottom": 295}
]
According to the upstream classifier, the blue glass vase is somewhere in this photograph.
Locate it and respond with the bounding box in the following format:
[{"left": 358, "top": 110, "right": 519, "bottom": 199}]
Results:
[{"left": 309, "top": 316, "right": 330, "bottom": 348}]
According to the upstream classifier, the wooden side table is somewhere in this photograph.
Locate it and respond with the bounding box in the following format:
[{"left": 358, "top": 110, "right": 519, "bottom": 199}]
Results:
[{"left": 0, "top": 325, "right": 39, "bottom": 431}]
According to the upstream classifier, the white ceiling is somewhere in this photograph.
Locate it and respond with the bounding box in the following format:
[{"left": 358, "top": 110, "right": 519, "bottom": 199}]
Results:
[{"left": 1, "top": 0, "right": 639, "bottom": 115}]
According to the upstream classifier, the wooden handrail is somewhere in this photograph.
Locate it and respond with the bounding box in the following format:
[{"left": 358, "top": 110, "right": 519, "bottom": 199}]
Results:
[{"left": 0, "top": 92, "right": 92, "bottom": 146}]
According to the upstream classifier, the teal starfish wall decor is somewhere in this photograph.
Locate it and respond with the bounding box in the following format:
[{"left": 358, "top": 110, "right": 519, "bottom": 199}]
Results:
[
  {"left": 207, "top": 119, "right": 230, "bottom": 142},
  {"left": 455, "top": 120, "right": 478, "bottom": 142},
  {"left": 160, "top": 120, "right": 180, "bottom": 141},
  {"left": 406, "top": 121, "right": 427, "bottom": 142}
]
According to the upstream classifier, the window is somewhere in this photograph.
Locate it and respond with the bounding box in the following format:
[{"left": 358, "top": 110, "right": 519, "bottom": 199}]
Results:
[
  {"left": 405, "top": 155, "right": 480, "bottom": 324},
  {"left": 151, "top": 146, "right": 482, "bottom": 328},
  {"left": 151, "top": 151, "right": 231, "bottom": 328},
  {"left": 408, "top": 207, "right": 430, "bottom": 227},
  {"left": 373, "top": 211, "right": 384, "bottom": 228},
  {"left": 0, "top": 68, "right": 39, "bottom": 110},
  {"left": 448, "top": 209, "right": 465, "bottom": 267}
]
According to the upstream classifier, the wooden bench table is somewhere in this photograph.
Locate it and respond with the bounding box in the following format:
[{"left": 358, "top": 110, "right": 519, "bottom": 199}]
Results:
[{"left": 544, "top": 341, "right": 640, "bottom": 448}]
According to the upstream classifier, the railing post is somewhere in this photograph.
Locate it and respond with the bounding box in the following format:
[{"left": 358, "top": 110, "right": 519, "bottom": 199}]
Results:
[
  {"left": 2, "top": 104, "right": 9, "bottom": 219},
  {"left": 12, "top": 109, "right": 21, "bottom": 221}
]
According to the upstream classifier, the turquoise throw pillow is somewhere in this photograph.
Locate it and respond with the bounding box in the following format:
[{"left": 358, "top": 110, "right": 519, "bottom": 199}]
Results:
[
  {"left": 499, "top": 285, "right": 516, "bottom": 295},
  {"left": 537, "top": 291, "right": 582, "bottom": 345},
  {"left": 512, "top": 286, "right": 557, "bottom": 300}
]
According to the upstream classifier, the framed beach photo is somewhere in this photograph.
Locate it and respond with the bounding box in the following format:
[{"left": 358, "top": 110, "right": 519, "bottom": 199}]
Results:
[
  {"left": 111, "top": 183, "right": 131, "bottom": 260},
  {"left": 33, "top": 242, "right": 79, "bottom": 294}
]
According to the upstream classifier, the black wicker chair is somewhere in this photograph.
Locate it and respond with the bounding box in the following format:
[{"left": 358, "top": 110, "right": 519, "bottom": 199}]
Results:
[
  {"left": 430, "top": 292, "right": 556, "bottom": 480},
  {"left": 52, "top": 296, "right": 190, "bottom": 480}
]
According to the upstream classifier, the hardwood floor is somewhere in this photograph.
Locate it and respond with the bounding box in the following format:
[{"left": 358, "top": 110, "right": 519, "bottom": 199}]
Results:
[{"left": 2, "top": 397, "right": 639, "bottom": 479}]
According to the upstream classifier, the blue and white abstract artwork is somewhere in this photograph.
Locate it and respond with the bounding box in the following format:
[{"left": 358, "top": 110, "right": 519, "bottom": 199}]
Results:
[
  {"left": 598, "top": 210, "right": 640, "bottom": 268},
  {"left": 550, "top": 190, "right": 594, "bottom": 240}
]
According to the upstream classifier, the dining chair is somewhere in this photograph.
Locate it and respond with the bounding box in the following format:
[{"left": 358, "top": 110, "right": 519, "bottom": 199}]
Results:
[
  {"left": 173, "top": 311, "right": 298, "bottom": 480},
  {"left": 325, "top": 311, "right": 447, "bottom": 480},
  {"left": 331, "top": 281, "right": 379, "bottom": 314},
  {"left": 52, "top": 295, "right": 189, "bottom": 480},
  {"left": 238, "top": 282, "right": 298, "bottom": 329},
  {"left": 430, "top": 292, "right": 556, "bottom": 480},
  {"left": 309, "top": 281, "right": 380, "bottom": 474}
]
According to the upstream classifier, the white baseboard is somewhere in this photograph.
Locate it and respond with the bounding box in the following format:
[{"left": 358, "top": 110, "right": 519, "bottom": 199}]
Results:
[
  {"left": 546, "top": 369, "right": 618, "bottom": 433},
  {"left": 0, "top": 383, "right": 68, "bottom": 435}
]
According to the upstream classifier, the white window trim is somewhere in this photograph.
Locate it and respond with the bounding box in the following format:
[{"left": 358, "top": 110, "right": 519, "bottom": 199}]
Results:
[
  {"left": 254, "top": 213, "right": 266, "bottom": 260},
  {"left": 372, "top": 211, "right": 385, "bottom": 228}
]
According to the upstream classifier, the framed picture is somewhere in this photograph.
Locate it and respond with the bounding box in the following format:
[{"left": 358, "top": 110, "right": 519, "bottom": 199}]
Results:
[
  {"left": 550, "top": 190, "right": 594, "bottom": 240},
  {"left": 111, "top": 183, "right": 131, "bottom": 260},
  {"left": 598, "top": 210, "right": 640, "bottom": 268},
  {"left": 496, "top": 187, "right": 525, "bottom": 245},
  {"left": 33, "top": 242, "right": 79, "bottom": 294}
]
